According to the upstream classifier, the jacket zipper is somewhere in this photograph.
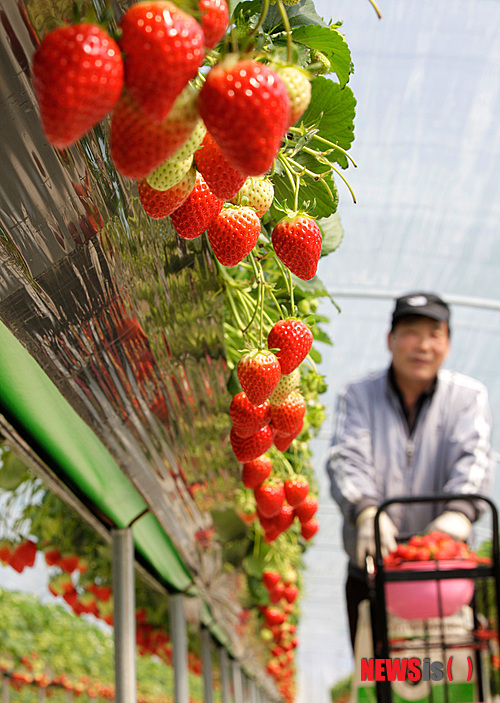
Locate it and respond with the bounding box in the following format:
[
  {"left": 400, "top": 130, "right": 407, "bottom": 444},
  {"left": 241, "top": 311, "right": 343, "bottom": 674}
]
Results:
[{"left": 406, "top": 438, "right": 414, "bottom": 467}]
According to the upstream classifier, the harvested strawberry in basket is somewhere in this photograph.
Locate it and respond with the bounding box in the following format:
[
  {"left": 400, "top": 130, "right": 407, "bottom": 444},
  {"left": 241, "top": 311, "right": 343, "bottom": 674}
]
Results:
[{"left": 384, "top": 530, "right": 490, "bottom": 567}]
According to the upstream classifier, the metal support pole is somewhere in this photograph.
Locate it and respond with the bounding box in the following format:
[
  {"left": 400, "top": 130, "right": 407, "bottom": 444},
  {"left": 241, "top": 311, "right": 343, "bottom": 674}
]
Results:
[
  {"left": 1, "top": 676, "right": 9, "bottom": 703},
  {"left": 201, "top": 628, "right": 213, "bottom": 703},
  {"left": 249, "top": 678, "right": 258, "bottom": 703},
  {"left": 112, "top": 528, "right": 136, "bottom": 703},
  {"left": 219, "top": 647, "right": 231, "bottom": 703},
  {"left": 170, "top": 594, "right": 189, "bottom": 703},
  {"left": 231, "top": 660, "right": 244, "bottom": 703}
]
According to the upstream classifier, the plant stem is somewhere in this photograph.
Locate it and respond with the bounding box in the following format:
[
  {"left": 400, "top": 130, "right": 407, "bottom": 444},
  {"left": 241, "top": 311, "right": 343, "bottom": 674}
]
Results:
[
  {"left": 289, "top": 269, "right": 295, "bottom": 316},
  {"left": 274, "top": 0, "right": 293, "bottom": 63},
  {"left": 249, "top": 0, "right": 270, "bottom": 39}
]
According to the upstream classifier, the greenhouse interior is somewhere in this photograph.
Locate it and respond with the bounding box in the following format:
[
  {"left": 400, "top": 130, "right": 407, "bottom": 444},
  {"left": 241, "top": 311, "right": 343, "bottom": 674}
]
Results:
[{"left": 0, "top": 0, "right": 499, "bottom": 703}]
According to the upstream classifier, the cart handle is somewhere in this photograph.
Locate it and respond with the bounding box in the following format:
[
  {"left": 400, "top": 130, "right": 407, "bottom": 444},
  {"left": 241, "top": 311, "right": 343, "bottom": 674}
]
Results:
[{"left": 374, "top": 493, "right": 499, "bottom": 565}]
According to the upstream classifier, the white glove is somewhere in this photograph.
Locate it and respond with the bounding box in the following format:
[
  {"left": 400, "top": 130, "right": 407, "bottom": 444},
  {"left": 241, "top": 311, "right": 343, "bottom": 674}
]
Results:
[
  {"left": 425, "top": 511, "right": 472, "bottom": 541},
  {"left": 355, "top": 506, "right": 398, "bottom": 567}
]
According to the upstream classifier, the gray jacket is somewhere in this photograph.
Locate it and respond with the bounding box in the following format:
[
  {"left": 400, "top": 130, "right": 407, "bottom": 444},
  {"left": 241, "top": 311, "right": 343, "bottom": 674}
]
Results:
[{"left": 326, "top": 368, "right": 495, "bottom": 565}]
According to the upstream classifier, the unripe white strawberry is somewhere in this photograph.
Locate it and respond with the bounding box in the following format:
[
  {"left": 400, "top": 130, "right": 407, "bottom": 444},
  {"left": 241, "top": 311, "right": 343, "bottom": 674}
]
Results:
[
  {"left": 170, "top": 120, "right": 207, "bottom": 162},
  {"left": 277, "top": 66, "right": 312, "bottom": 126},
  {"left": 146, "top": 154, "right": 193, "bottom": 191},
  {"left": 268, "top": 368, "right": 301, "bottom": 406},
  {"left": 230, "top": 177, "right": 274, "bottom": 217}
]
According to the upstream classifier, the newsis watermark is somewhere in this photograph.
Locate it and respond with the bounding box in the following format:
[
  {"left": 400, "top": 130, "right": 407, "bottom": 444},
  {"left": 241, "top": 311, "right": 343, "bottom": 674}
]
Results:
[{"left": 361, "top": 657, "right": 473, "bottom": 682}]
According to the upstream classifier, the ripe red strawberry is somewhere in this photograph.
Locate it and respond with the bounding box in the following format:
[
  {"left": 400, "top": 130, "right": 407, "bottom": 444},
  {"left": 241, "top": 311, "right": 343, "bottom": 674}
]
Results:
[
  {"left": 171, "top": 172, "right": 223, "bottom": 239},
  {"left": 283, "top": 585, "right": 299, "bottom": 604},
  {"left": 262, "top": 570, "right": 282, "bottom": 590},
  {"left": 237, "top": 350, "right": 281, "bottom": 405},
  {"left": 273, "top": 503, "right": 295, "bottom": 533},
  {"left": 0, "top": 541, "right": 12, "bottom": 564},
  {"left": 267, "top": 318, "right": 313, "bottom": 375},
  {"left": 284, "top": 476, "right": 309, "bottom": 507},
  {"left": 254, "top": 478, "right": 285, "bottom": 518},
  {"left": 230, "top": 392, "right": 271, "bottom": 438},
  {"left": 110, "top": 84, "right": 200, "bottom": 180},
  {"left": 199, "top": 0, "right": 229, "bottom": 49},
  {"left": 8, "top": 540, "right": 37, "bottom": 573},
  {"left": 264, "top": 606, "right": 286, "bottom": 627},
  {"left": 274, "top": 424, "right": 302, "bottom": 452},
  {"left": 119, "top": 1, "right": 204, "bottom": 123},
  {"left": 33, "top": 23, "right": 124, "bottom": 148},
  {"left": 195, "top": 133, "right": 246, "bottom": 200},
  {"left": 294, "top": 495, "right": 318, "bottom": 524},
  {"left": 242, "top": 455, "right": 273, "bottom": 489},
  {"left": 269, "top": 582, "right": 286, "bottom": 603},
  {"left": 301, "top": 518, "right": 319, "bottom": 540},
  {"left": 198, "top": 58, "right": 291, "bottom": 176},
  {"left": 207, "top": 206, "right": 261, "bottom": 267},
  {"left": 230, "top": 177, "right": 275, "bottom": 217},
  {"left": 270, "top": 391, "right": 306, "bottom": 435},
  {"left": 138, "top": 166, "right": 196, "bottom": 219},
  {"left": 43, "top": 547, "right": 61, "bottom": 566},
  {"left": 230, "top": 425, "right": 274, "bottom": 463},
  {"left": 272, "top": 214, "right": 322, "bottom": 281},
  {"left": 277, "top": 66, "right": 312, "bottom": 126}
]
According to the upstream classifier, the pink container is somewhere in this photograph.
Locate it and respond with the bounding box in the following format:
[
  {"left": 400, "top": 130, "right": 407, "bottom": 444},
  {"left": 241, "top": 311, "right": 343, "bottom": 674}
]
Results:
[{"left": 385, "top": 559, "right": 475, "bottom": 620}]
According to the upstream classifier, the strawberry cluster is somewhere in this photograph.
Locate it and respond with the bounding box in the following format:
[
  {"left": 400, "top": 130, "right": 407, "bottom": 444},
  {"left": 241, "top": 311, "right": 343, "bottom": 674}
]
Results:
[
  {"left": 260, "top": 570, "right": 299, "bottom": 701},
  {"left": 31, "top": 1, "right": 325, "bottom": 281},
  {"left": 383, "top": 530, "right": 488, "bottom": 568}
]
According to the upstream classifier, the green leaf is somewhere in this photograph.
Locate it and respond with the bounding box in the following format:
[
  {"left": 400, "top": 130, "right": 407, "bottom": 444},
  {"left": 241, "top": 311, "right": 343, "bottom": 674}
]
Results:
[
  {"left": 291, "top": 273, "right": 331, "bottom": 297},
  {"left": 242, "top": 553, "right": 266, "bottom": 578},
  {"left": 309, "top": 346, "right": 322, "bottom": 363},
  {"left": 263, "top": 0, "right": 327, "bottom": 34},
  {"left": 320, "top": 213, "right": 344, "bottom": 256},
  {"left": 0, "top": 451, "right": 31, "bottom": 491},
  {"left": 291, "top": 25, "right": 352, "bottom": 86},
  {"left": 301, "top": 77, "right": 356, "bottom": 168}
]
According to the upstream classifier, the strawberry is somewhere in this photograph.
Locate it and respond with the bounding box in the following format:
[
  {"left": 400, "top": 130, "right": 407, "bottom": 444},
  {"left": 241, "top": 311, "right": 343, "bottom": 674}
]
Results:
[
  {"left": 59, "top": 553, "right": 80, "bottom": 573},
  {"left": 0, "top": 541, "right": 12, "bottom": 564},
  {"left": 146, "top": 155, "right": 194, "bottom": 191},
  {"left": 138, "top": 166, "right": 196, "bottom": 219},
  {"left": 277, "top": 66, "right": 312, "bottom": 126},
  {"left": 169, "top": 120, "right": 207, "bottom": 163},
  {"left": 294, "top": 495, "right": 318, "bottom": 524},
  {"left": 195, "top": 133, "right": 246, "bottom": 200},
  {"left": 284, "top": 476, "right": 309, "bottom": 507},
  {"left": 207, "top": 205, "right": 261, "bottom": 267},
  {"left": 272, "top": 214, "right": 322, "bottom": 281},
  {"left": 262, "top": 570, "right": 282, "bottom": 590},
  {"left": 254, "top": 478, "right": 285, "bottom": 518},
  {"left": 273, "top": 503, "right": 295, "bottom": 533},
  {"left": 32, "top": 23, "right": 124, "bottom": 148},
  {"left": 230, "top": 425, "right": 274, "bottom": 463},
  {"left": 269, "top": 368, "right": 301, "bottom": 405},
  {"left": 170, "top": 172, "right": 223, "bottom": 239},
  {"left": 274, "top": 424, "right": 302, "bottom": 452},
  {"left": 269, "top": 582, "right": 286, "bottom": 603},
  {"left": 270, "top": 391, "right": 306, "bottom": 435},
  {"left": 283, "top": 585, "right": 299, "bottom": 604},
  {"left": 110, "top": 83, "right": 200, "bottom": 180},
  {"left": 198, "top": 57, "right": 291, "bottom": 176},
  {"left": 267, "top": 318, "right": 313, "bottom": 375},
  {"left": 230, "top": 177, "right": 275, "bottom": 217},
  {"left": 237, "top": 350, "right": 281, "bottom": 405},
  {"left": 230, "top": 392, "right": 271, "bottom": 438},
  {"left": 8, "top": 540, "right": 37, "bottom": 573},
  {"left": 119, "top": 1, "right": 204, "bottom": 123},
  {"left": 198, "top": 0, "right": 229, "bottom": 49},
  {"left": 242, "top": 455, "right": 273, "bottom": 489},
  {"left": 301, "top": 518, "right": 319, "bottom": 540},
  {"left": 43, "top": 547, "right": 61, "bottom": 566},
  {"left": 264, "top": 606, "right": 286, "bottom": 627}
]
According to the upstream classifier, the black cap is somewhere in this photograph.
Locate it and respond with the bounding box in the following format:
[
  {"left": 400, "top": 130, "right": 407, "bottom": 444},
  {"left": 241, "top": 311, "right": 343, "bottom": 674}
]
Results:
[{"left": 391, "top": 292, "right": 450, "bottom": 331}]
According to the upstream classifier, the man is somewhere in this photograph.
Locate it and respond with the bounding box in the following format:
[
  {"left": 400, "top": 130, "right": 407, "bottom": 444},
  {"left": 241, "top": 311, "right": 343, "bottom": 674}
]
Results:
[{"left": 326, "top": 292, "right": 494, "bottom": 649}]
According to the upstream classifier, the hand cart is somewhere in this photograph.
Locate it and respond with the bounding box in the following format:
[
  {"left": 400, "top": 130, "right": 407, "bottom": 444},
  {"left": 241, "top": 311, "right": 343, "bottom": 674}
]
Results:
[{"left": 367, "top": 494, "right": 500, "bottom": 703}]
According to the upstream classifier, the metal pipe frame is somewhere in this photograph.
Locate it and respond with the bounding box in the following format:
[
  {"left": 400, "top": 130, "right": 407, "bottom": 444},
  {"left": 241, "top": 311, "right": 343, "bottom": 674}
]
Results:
[
  {"left": 219, "top": 647, "right": 232, "bottom": 703},
  {"left": 201, "top": 628, "right": 214, "bottom": 703},
  {"left": 231, "top": 660, "right": 244, "bottom": 703},
  {"left": 170, "top": 594, "right": 190, "bottom": 703},
  {"left": 112, "top": 528, "right": 136, "bottom": 703}
]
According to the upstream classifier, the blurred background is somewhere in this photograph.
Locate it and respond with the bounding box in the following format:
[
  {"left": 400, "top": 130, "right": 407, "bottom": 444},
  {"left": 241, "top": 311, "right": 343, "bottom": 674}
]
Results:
[{"left": 295, "top": 1, "right": 500, "bottom": 700}]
